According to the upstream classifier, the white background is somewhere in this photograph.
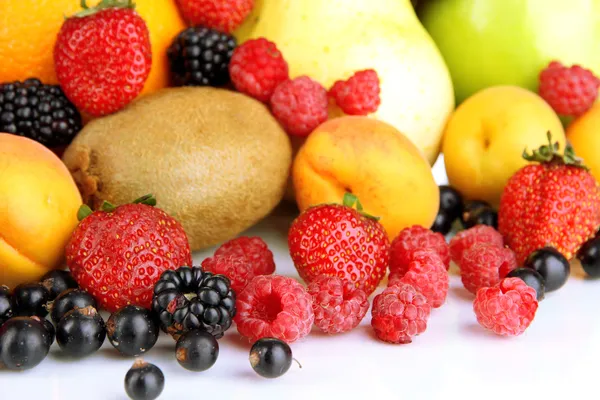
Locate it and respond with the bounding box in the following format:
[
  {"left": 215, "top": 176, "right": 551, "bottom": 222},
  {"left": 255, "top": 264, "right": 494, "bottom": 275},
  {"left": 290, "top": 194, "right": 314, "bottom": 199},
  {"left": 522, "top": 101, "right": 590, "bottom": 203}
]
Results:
[{"left": 1, "top": 157, "right": 599, "bottom": 400}]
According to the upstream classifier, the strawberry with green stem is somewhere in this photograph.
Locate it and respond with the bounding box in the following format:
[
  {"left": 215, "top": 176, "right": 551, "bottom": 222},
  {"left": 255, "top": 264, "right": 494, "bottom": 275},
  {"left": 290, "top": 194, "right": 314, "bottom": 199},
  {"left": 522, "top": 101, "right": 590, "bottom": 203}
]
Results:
[{"left": 498, "top": 132, "right": 600, "bottom": 264}]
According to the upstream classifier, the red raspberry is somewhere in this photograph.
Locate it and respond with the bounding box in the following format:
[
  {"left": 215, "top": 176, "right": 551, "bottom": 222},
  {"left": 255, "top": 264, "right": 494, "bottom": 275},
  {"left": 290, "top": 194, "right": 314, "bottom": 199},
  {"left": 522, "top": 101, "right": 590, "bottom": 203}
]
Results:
[
  {"left": 459, "top": 243, "right": 517, "bottom": 294},
  {"left": 449, "top": 225, "right": 504, "bottom": 264},
  {"left": 389, "top": 225, "right": 450, "bottom": 278},
  {"left": 307, "top": 276, "right": 369, "bottom": 334},
  {"left": 389, "top": 251, "right": 449, "bottom": 308},
  {"left": 201, "top": 237, "right": 275, "bottom": 293},
  {"left": 270, "top": 76, "right": 329, "bottom": 136},
  {"left": 175, "top": 0, "right": 254, "bottom": 34},
  {"left": 235, "top": 275, "right": 314, "bottom": 343},
  {"left": 329, "top": 69, "right": 381, "bottom": 115},
  {"left": 371, "top": 283, "right": 431, "bottom": 344},
  {"left": 229, "top": 38, "right": 289, "bottom": 103},
  {"left": 473, "top": 277, "right": 538, "bottom": 336},
  {"left": 539, "top": 61, "right": 600, "bottom": 117}
]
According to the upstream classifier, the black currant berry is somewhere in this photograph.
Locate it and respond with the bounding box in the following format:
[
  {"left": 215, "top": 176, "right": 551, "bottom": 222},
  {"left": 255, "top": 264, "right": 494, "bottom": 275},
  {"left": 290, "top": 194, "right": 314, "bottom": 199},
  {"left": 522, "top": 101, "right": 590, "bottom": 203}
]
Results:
[
  {"left": 439, "top": 185, "right": 464, "bottom": 221},
  {"left": 107, "top": 306, "right": 159, "bottom": 357},
  {"left": 431, "top": 211, "right": 454, "bottom": 235},
  {"left": 41, "top": 270, "right": 78, "bottom": 300},
  {"left": 506, "top": 268, "right": 546, "bottom": 301},
  {"left": 176, "top": 330, "right": 219, "bottom": 372},
  {"left": 0, "top": 285, "right": 14, "bottom": 326},
  {"left": 250, "top": 337, "right": 293, "bottom": 379},
  {"left": 124, "top": 359, "right": 165, "bottom": 400},
  {"left": 50, "top": 288, "right": 97, "bottom": 323},
  {"left": 462, "top": 206, "right": 498, "bottom": 229},
  {"left": 577, "top": 237, "right": 600, "bottom": 278},
  {"left": 460, "top": 200, "right": 489, "bottom": 226},
  {"left": 0, "top": 317, "right": 50, "bottom": 370},
  {"left": 56, "top": 306, "right": 106, "bottom": 358},
  {"left": 41, "top": 318, "right": 56, "bottom": 347},
  {"left": 12, "top": 283, "right": 50, "bottom": 318},
  {"left": 524, "top": 247, "right": 570, "bottom": 292}
]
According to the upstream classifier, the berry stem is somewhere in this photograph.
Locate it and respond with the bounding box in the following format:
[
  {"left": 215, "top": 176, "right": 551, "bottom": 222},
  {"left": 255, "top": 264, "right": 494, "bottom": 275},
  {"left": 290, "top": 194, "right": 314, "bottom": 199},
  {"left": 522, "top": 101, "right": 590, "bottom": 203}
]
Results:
[
  {"left": 77, "top": 205, "right": 94, "bottom": 221},
  {"left": 292, "top": 358, "right": 303, "bottom": 369},
  {"left": 522, "top": 131, "right": 587, "bottom": 169},
  {"left": 101, "top": 201, "right": 117, "bottom": 213},
  {"left": 341, "top": 192, "right": 381, "bottom": 221},
  {"left": 73, "top": 0, "right": 136, "bottom": 18},
  {"left": 132, "top": 194, "right": 157, "bottom": 207}
]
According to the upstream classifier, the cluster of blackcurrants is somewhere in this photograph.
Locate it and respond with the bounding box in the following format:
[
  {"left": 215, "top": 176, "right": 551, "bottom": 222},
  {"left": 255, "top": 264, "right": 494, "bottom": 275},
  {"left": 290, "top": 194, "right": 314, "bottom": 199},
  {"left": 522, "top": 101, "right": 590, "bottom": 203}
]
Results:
[
  {"left": 0, "top": 269, "right": 297, "bottom": 400},
  {"left": 430, "top": 184, "right": 600, "bottom": 302},
  {"left": 431, "top": 185, "right": 498, "bottom": 235}
]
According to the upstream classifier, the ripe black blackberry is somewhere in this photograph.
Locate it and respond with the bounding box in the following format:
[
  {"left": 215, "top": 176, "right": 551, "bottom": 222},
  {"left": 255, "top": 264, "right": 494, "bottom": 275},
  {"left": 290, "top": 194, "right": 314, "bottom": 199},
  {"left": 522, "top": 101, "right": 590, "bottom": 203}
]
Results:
[
  {"left": 152, "top": 266, "right": 236, "bottom": 340},
  {"left": 167, "top": 26, "right": 236, "bottom": 87},
  {"left": 0, "top": 78, "right": 82, "bottom": 147}
]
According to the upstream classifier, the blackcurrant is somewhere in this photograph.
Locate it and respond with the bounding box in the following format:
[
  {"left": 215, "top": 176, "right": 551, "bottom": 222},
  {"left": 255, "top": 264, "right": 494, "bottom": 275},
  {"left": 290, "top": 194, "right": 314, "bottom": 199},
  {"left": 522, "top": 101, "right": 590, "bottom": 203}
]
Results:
[
  {"left": 524, "top": 247, "right": 570, "bottom": 292},
  {"left": 56, "top": 306, "right": 106, "bottom": 358},
  {"left": 50, "top": 288, "right": 97, "bottom": 323},
  {"left": 460, "top": 200, "right": 489, "bottom": 225},
  {"left": 250, "top": 337, "right": 293, "bottom": 379},
  {"left": 577, "top": 237, "right": 600, "bottom": 278},
  {"left": 462, "top": 206, "right": 498, "bottom": 229},
  {"left": 124, "top": 359, "right": 165, "bottom": 400},
  {"left": 0, "top": 285, "right": 14, "bottom": 326},
  {"left": 41, "top": 270, "right": 78, "bottom": 300},
  {"left": 41, "top": 318, "right": 56, "bottom": 347},
  {"left": 175, "top": 330, "right": 219, "bottom": 372},
  {"left": 431, "top": 211, "right": 454, "bottom": 235},
  {"left": 506, "top": 268, "right": 546, "bottom": 301},
  {"left": 107, "top": 306, "right": 159, "bottom": 357},
  {"left": 12, "top": 283, "right": 50, "bottom": 318},
  {"left": 0, "top": 317, "right": 50, "bottom": 370},
  {"left": 439, "top": 185, "right": 464, "bottom": 221}
]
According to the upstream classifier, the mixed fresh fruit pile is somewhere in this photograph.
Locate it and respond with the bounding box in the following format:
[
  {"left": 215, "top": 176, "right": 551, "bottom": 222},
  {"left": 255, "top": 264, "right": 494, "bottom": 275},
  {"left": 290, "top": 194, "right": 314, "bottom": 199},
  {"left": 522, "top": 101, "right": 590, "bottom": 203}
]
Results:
[{"left": 1, "top": 0, "right": 600, "bottom": 398}]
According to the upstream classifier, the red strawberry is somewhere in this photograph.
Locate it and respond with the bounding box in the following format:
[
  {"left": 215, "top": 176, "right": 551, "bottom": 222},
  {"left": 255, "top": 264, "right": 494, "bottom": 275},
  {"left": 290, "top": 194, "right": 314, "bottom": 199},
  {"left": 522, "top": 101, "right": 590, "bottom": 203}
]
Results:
[
  {"left": 499, "top": 133, "right": 600, "bottom": 264},
  {"left": 65, "top": 195, "right": 192, "bottom": 312},
  {"left": 288, "top": 193, "right": 390, "bottom": 295},
  {"left": 54, "top": 0, "right": 152, "bottom": 117}
]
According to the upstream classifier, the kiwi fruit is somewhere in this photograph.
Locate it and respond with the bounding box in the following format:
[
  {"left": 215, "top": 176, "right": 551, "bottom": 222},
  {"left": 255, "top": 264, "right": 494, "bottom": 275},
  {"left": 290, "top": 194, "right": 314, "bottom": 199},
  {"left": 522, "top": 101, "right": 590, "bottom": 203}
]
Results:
[{"left": 62, "top": 87, "right": 292, "bottom": 251}]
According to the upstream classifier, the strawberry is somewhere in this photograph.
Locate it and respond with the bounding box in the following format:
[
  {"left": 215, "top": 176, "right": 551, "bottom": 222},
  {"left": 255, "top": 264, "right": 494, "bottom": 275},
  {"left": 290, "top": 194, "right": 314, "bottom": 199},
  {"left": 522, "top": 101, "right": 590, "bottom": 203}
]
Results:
[
  {"left": 54, "top": 0, "right": 152, "bottom": 117},
  {"left": 65, "top": 195, "right": 192, "bottom": 312},
  {"left": 288, "top": 193, "right": 390, "bottom": 295},
  {"left": 498, "top": 133, "right": 600, "bottom": 264}
]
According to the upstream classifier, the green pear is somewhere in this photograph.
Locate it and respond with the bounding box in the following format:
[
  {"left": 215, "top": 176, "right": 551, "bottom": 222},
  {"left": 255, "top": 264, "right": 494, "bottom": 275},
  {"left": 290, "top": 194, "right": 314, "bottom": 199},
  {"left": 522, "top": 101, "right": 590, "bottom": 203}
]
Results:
[
  {"left": 419, "top": 0, "right": 600, "bottom": 103},
  {"left": 235, "top": 0, "right": 454, "bottom": 165}
]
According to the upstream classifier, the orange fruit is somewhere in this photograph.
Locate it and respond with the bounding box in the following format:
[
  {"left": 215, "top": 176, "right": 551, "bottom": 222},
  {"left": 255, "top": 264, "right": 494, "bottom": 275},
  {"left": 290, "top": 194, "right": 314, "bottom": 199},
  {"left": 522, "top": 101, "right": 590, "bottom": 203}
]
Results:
[
  {"left": 566, "top": 102, "right": 600, "bottom": 183},
  {"left": 293, "top": 116, "right": 439, "bottom": 240},
  {"left": 0, "top": 0, "right": 185, "bottom": 95},
  {"left": 442, "top": 86, "right": 565, "bottom": 206}
]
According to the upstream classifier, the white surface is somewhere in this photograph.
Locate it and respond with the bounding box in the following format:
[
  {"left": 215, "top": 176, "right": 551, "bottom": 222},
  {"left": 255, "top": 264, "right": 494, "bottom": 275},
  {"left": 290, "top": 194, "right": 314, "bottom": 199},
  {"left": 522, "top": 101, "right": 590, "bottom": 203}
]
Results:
[{"left": 2, "top": 158, "right": 600, "bottom": 400}]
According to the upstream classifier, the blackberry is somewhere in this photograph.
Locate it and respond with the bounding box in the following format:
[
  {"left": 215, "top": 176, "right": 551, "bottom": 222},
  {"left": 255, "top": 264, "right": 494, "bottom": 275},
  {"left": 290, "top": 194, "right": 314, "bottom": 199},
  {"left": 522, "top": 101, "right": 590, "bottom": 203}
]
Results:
[
  {"left": 0, "top": 78, "right": 82, "bottom": 147},
  {"left": 152, "top": 266, "right": 236, "bottom": 340},
  {"left": 0, "top": 285, "right": 14, "bottom": 326},
  {"left": 167, "top": 26, "right": 236, "bottom": 87}
]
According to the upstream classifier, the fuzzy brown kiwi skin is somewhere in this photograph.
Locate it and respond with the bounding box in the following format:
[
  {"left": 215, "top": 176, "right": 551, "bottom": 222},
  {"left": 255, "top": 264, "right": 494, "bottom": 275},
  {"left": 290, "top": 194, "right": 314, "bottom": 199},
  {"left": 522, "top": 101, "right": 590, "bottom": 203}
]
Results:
[{"left": 62, "top": 87, "right": 293, "bottom": 251}]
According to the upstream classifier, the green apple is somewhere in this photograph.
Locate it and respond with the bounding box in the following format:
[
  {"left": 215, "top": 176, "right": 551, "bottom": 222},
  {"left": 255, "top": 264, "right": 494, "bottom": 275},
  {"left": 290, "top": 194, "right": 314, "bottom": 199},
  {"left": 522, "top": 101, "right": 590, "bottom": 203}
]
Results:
[
  {"left": 419, "top": 0, "right": 600, "bottom": 103},
  {"left": 235, "top": 0, "right": 454, "bottom": 165}
]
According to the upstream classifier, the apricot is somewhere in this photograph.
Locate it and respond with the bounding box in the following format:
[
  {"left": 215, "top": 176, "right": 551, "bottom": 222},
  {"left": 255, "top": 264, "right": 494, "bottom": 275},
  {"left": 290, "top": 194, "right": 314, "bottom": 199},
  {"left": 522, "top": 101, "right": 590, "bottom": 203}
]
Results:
[
  {"left": 293, "top": 117, "right": 439, "bottom": 240},
  {"left": 567, "top": 102, "right": 600, "bottom": 183},
  {"left": 0, "top": 134, "right": 82, "bottom": 289}
]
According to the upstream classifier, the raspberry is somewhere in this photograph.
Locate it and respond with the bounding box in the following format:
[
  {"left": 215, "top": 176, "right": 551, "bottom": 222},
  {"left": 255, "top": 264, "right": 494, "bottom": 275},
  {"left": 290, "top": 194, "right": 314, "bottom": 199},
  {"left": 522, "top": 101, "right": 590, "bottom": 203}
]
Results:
[
  {"left": 449, "top": 225, "right": 504, "bottom": 264},
  {"left": 329, "top": 69, "right": 381, "bottom": 115},
  {"left": 459, "top": 243, "right": 518, "bottom": 294},
  {"left": 270, "top": 76, "right": 329, "bottom": 136},
  {"left": 307, "top": 276, "right": 369, "bottom": 334},
  {"left": 202, "top": 237, "right": 275, "bottom": 293},
  {"left": 539, "top": 61, "right": 600, "bottom": 117},
  {"left": 389, "top": 225, "right": 450, "bottom": 278},
  {"left": 229, "top": 38, "right": 289, "bottom": 103},
  {"left": 473, "top": 277, "right": 538, "bottom": 336},
  {"left": 371, "top": 283, "right": 431, "bottom": 344},
  {"left": 389, "top": 251, "right": 449, "bottom": 308},
  {"left": 235, "top": 275, "right": 314, "bottom": 343},
  {"left": 175, "top": 0, "right": 254, "bottom": 34}
]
